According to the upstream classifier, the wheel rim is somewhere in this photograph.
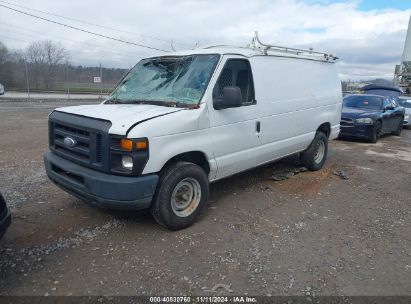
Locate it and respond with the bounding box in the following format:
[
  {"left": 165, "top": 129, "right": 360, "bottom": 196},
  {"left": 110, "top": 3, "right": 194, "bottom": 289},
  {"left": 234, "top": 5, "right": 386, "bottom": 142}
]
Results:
[
  {"left": 171, "top": 177, "right": 201, "bottom": 217},
  {"left": 314, "top": 140, "right": 325, "bottom": 164}
]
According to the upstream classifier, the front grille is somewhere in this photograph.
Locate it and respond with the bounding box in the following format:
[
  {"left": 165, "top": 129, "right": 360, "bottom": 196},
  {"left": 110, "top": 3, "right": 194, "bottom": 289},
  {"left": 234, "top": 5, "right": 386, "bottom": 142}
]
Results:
[
  {"left": 54, "top": 123, "right": 91, "bottom": 162},
  {"left": 340, "top": 117, "right": 354, "bottom": 127},
  {"left": 96, "top": 134, "right": 102, "bottom": 162},
  {"left": 49, "top": 111, "right": 111, "bottom": 172}
]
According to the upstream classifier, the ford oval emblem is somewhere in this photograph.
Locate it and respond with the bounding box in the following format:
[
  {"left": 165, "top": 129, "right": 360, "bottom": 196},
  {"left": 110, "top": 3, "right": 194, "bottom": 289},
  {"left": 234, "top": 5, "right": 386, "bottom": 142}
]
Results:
[{"left": 63, "top": 137, "right": 77, "bottom": 148}]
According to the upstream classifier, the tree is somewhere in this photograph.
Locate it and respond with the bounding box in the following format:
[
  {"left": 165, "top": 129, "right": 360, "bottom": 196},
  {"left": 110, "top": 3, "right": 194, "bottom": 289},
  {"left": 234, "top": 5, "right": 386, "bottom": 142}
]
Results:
[
  {"left": 26, "top": 40, "right": 68, "bottom": 89},
  {"left": 0, "top": 41, "right": 15, "bottom": 88},
  {"left": 0, "top": 41, "right": 8, "bottom": 65}
]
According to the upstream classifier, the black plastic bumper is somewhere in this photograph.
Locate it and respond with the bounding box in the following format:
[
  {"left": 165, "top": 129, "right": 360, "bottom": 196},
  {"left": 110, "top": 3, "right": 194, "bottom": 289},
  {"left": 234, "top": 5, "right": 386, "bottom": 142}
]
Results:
[
  {"left": 0, "top": 207, "right": 11, "bottom": 240},
  {"left": 339, "top": 124, "right": 374, "bottom": 139},
  {"left": 44, "top": 151, "right": 158, "bottom": 211}
]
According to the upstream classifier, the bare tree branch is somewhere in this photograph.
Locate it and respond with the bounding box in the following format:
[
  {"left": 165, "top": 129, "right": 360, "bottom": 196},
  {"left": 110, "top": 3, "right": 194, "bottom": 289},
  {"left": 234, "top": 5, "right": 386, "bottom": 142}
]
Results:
[{"left": 26, "top": 40, "right": 68, "bottom": 89}]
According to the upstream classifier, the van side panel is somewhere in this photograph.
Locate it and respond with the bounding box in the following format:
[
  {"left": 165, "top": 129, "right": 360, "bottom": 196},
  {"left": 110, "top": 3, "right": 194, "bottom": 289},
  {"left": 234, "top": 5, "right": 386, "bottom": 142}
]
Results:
[
  {"left": 250, "top": 56, "right": 342, "bottom": 166},
  {"left": 133, "top": 55, "right": 342, "bottom": 181}
]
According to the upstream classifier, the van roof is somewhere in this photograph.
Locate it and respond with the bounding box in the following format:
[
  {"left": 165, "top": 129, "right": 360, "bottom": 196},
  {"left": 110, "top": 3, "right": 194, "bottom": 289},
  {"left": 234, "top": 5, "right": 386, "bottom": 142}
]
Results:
[
  {"left": 150, "top": 45, "right": 336, "bottom": 63},
  {"left": 150, "top": 32, "right": 338, "bottom": 63}
]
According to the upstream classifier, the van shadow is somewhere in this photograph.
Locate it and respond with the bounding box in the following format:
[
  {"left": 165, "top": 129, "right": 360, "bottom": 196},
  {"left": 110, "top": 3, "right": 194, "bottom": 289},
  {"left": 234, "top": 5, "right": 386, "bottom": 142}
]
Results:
[
  {"left": 105, "top": 208, "right": 156, "bottom": 227},
  {"left": 103, "top": 154, "right": 303, "bottom": 227},
  {"left": 209, "top": 154, "right": 301, "bottom": 192}
]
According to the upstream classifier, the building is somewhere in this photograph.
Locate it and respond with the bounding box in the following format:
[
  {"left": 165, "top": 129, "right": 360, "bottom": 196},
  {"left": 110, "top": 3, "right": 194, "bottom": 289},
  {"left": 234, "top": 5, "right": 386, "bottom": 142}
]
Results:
[{"left": 395, "top": 16, "right": 411, "bottom": 95}]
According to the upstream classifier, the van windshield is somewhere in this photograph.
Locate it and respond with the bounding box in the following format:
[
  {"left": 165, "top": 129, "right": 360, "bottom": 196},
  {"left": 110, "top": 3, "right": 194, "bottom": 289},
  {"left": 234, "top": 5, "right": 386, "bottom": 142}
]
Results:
[{"left": 107, "top": 54, "right": 220, "bottom": 108}]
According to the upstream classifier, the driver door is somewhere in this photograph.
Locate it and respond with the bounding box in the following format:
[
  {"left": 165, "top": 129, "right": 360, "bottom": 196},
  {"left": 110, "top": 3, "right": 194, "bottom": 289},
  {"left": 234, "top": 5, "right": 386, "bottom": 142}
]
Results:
[
  {"left": 208, "top": 56, "right": 261, "bottom": 180},
  {"left": 381, "top": 97, "right": 394, "bottom": 132}
]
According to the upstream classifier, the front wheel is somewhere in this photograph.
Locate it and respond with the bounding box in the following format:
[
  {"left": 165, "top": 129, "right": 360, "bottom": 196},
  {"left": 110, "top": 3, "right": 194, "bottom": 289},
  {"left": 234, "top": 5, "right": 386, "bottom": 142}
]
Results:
[
  {"left": 301, "top": 132, "right": 328, "bottom": 171},
  {"left": 369, "top": 120, "right": 382, "bottom": 143},
  {"left": 150, "top": 161, "right": 209, "bottom": 230}
]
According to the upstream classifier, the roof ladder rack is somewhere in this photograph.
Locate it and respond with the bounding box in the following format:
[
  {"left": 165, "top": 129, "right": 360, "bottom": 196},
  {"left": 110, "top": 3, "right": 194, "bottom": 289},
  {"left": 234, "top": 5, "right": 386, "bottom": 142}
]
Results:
[{"left": 252, "top": 31, "right": 338, "bottom": 61}]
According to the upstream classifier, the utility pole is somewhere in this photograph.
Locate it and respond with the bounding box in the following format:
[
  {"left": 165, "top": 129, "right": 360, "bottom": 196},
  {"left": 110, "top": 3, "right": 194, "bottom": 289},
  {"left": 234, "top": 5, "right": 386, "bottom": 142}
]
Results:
[
  {"left": 99, "top": 62, "right": 103, "bottom": 99},
  {"left": 66, "top": 61, "right": 70, "bottom": 100},
  {"left": 24, "top": 59, "right": 30, "bottom": 101}
]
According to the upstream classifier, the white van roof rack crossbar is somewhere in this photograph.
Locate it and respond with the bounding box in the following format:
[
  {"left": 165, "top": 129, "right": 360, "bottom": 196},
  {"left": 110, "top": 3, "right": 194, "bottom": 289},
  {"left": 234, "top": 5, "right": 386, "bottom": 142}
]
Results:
[{"left": 252, "top": 31, "right": 338, "bottom": 61}]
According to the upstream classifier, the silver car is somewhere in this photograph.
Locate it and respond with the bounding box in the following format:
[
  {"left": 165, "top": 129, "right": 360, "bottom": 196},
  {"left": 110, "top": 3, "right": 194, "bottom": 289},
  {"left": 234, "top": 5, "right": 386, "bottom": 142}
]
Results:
[
  {"left": 398, "top": 97, "right": 411, "bottom": 127},
  {"left": 0, "top": 83, "right": 4, "bottom": 95}
]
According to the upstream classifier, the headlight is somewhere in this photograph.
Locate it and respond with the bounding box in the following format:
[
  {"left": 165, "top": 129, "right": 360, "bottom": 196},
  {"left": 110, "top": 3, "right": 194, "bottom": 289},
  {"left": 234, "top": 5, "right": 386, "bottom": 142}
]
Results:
[
  {"left": 110, "top": 137, "right": 149, "bottom": 175},
  {"left": 121, "top": 155, "right": 133, "bottom": 170},
  {"left": 355, "top": 118, "right": 373, "bottom": 124}
]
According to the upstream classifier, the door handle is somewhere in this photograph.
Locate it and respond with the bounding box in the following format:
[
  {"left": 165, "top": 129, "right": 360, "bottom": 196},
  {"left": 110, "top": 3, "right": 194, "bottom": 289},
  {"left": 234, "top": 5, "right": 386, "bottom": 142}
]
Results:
[{"left": 256, "top": 121, "right": 261, "bottom": 133}]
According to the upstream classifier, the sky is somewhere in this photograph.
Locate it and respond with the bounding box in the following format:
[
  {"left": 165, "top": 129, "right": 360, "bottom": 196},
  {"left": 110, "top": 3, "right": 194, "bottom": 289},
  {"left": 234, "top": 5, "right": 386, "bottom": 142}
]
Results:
[{"left": 0, "top": 0, "right": 410, "bottom": 80}]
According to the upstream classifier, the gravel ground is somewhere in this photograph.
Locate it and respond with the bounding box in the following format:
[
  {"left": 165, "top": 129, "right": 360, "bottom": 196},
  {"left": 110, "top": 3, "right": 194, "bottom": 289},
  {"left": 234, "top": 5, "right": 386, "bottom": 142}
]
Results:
[{"left": 0, "top": 100, "right": 410, "bottom": 296}]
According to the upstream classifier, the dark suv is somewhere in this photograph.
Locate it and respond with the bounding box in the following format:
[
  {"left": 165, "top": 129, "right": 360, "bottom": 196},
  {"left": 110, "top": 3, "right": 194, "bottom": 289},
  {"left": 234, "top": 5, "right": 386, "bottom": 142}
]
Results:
[{"left": 0, "top": 192, "right": 11, "bottom": 240}]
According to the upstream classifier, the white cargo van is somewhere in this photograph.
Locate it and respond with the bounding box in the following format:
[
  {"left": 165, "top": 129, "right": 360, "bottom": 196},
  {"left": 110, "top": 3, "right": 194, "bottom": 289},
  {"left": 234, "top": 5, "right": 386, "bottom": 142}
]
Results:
[{"left": 44, "top": 36, "right": 342, "bottom": 230}]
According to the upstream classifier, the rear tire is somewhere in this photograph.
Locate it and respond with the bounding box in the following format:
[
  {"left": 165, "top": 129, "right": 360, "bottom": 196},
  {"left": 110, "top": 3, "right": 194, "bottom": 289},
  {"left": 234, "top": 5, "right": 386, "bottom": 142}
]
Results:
[
  {"left": 301, "top": 132, "right": 328, "bottom": 171},
  {"left": 369, "top": 120, "right": 381, "bottom": 143},
  {"left": 150, "top": 161, "right": 209, "bottom": 230}
]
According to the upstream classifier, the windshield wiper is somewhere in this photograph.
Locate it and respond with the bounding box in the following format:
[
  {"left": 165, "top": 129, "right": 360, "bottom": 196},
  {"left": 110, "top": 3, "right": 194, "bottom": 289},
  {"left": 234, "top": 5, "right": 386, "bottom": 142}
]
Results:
[
  {"left": 105, "top": 98, "right": 120, "bottom": 104},
  {"left": 105, "top": 98, "right": 139, "bottom": 104},
  {"left": 105, "top": 98, "right": 197, "bottom": 108},
  {"left": 121, "top": 99, "right": 175, "bottom": 107},
  {"left": 115, "top": 99, "right": 197, "bottom": 108}
]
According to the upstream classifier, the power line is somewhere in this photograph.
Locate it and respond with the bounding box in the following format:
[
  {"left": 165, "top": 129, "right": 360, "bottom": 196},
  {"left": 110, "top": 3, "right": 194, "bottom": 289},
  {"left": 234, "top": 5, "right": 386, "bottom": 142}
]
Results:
[
  {"left": 0, "top": 22, "right": 149, "bottom": 69},
  {"left": 0, "top": 21, "right": 149, "bottom": 59},
  {"left": 0, "top": 26, "right": 145, "bottom": 66},
  {"left": 0, "top": 32, "right": 135, "bottom": 67},
  {"left": 0, "top": 0, "right": 191, "bottom": 48},
  {"left": 0, "top": 3, "right": 169, "bottom": 52}
]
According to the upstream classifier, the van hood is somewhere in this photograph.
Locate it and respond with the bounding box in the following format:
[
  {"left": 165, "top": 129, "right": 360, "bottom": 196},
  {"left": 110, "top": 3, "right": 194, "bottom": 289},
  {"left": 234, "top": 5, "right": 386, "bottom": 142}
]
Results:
[{"left": 55, "top": 104, "right": 182, "bottom": 135}]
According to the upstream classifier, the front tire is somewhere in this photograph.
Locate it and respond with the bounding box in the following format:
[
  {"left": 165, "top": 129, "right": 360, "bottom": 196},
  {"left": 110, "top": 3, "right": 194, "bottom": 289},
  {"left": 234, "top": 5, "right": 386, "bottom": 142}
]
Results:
[
  {"left": 150, "top": 161, "right": 209, "bottom": 230},
  {"left": 369, "top": 120, "right": 381, "bottom": 143},
  {"left": 301, "top": 132, "right": 328, "bottom": 171}
]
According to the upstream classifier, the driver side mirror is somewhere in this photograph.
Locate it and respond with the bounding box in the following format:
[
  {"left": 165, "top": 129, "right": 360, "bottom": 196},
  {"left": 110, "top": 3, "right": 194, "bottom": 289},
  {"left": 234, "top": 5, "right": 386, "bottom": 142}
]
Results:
[{"left": 213, "top": 86, "right": 243, "bottom": 110}]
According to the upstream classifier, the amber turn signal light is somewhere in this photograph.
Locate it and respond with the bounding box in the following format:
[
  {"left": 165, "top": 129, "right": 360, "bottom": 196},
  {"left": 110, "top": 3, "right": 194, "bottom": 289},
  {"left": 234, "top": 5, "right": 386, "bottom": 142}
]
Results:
[
  {"left": 120, "top": 138, "right": 133, "bottom": 151},
  {"left": 136, "top": 140, "right": 147, "bottom": 150}
]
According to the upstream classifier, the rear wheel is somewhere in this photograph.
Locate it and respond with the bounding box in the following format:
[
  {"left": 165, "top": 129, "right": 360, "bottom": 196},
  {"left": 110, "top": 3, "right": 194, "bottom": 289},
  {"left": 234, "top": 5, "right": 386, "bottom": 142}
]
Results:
[
  {"left": 369, "top": 120, "right": 382, "bottom": 143},
  {"left": 150, "top": 161, "right": 209, "bottom": 230},
  {"left": 301, "top": 132, "right": 328, "bottom": 171}
]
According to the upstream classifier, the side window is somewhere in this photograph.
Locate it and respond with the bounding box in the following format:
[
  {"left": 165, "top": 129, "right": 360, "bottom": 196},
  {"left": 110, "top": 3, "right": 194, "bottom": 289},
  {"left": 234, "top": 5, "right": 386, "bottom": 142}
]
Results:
[
  {"left": 214, "top": 59, "right": 255, "bottom": 105},
  {"left": 391, "top": 98, "right": 398, "bottom": 107},
  {"left": 383, "top": 98, "right": 391, "bottom": 108}
]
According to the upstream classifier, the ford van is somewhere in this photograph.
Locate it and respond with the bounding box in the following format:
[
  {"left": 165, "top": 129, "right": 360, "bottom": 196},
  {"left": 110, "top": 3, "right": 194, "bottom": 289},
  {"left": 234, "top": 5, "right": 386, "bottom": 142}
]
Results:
[{"left": 44, "top": 38, "right": 342, "bottom": 230}]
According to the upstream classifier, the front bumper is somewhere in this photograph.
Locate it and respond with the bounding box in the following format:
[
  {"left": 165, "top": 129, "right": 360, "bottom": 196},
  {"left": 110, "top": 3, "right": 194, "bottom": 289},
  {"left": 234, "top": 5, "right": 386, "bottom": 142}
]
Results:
[
  {"left": 44, "top": 151, "right": 158, "bottom": 211},
  {"left": 339, "top": 124, "right": 374, "bottom": 139},
  {"left": 0, "top": 206, "right": 11, "bottom": 240}
]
